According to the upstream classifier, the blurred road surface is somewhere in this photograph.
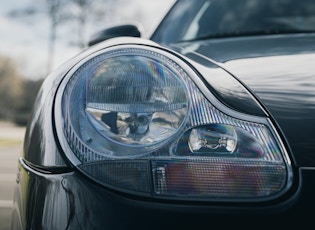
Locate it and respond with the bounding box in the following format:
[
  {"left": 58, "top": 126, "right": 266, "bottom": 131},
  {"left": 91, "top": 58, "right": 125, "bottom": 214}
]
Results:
[{"left": 0, "top": 122, "right": 25, "bottom": 230}]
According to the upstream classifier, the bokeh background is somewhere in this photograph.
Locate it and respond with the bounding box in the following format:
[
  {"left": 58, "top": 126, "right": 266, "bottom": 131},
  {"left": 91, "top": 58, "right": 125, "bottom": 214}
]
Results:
[
  {"left": 0, "top": 0, "right": 174, "bottom": 229},
  {"left": 0, "top": 0, "right": 174, "bottom": 125}
]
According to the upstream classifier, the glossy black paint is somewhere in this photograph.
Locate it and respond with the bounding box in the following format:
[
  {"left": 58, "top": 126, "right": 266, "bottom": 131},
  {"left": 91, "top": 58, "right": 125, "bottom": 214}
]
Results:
[
  {"left": 13, "top": 158, "right": 315, "bottom": 229},
  {"left": 168, "top": 47, "right": 267, "bottom": 117},
  {"left": 22, "top": 37, "right": 263, "bottom": 169},
  {"left": 11, "top": 1, "right": 315, "bottom": 228},
  {"left": 172, "top": 34, "right": 315, "bottom": 166},
  {"left": 88, "top": 24, "right": 142, "bottom": 46},
  {"left": 16, "top": 156, "right": 315, "bottom": 229},
  {"left": 12, "top": 35, "right": 311, "bottom": 230}
]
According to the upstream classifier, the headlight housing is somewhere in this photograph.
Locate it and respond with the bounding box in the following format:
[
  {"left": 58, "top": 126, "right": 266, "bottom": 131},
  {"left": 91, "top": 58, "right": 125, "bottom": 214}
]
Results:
[{"left": 55, "top": 44, "right": 292, "bottom": 202}]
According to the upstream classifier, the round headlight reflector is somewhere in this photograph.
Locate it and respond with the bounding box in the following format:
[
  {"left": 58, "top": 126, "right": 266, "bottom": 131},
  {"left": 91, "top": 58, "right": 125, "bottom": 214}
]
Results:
[{"left": 60, "top": 47, "right": 190, "bottom": 160}]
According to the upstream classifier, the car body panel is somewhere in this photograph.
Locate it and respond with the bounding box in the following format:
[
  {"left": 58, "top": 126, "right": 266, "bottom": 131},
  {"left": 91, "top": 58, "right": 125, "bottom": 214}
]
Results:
[
  {"left": 12, "top": 158, "right": 315, "bottom": 229},
  {"left": 12, "top": 35, "right": 312, "bottom": 229},
  {"left": 11, "top": 0, "right": 315, "bottom": 228},
  {"left": 168, "top": 50, "right": 268, "bottom": 117},
  {"left": 22, "top": 37, "right": 267, "bottom": 168},
  {"left": 172, "top": 34, "right": 315, "bottom": 167}
]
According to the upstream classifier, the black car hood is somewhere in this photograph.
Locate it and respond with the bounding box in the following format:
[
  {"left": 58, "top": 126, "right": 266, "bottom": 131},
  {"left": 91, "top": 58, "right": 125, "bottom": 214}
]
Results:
[{"left": 173, "top": 34, "right": 315, "bottom": 167}]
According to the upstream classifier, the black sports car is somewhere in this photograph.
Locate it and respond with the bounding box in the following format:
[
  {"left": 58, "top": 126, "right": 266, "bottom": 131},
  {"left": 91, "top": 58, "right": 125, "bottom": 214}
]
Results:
[{"left": 11, "top": 0, "right": 315, "bottom": 229}]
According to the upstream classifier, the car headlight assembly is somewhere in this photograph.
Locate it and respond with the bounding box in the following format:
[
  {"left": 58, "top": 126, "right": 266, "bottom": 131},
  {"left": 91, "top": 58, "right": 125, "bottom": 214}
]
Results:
[{"left": 55, "top": 45, "right": 292, "bottom": 202}]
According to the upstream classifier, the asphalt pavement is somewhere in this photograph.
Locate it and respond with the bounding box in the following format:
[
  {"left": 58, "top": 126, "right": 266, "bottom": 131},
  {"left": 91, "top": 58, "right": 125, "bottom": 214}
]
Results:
[{"left": 0, "top": 122, "right": 25, "bottom": 230}]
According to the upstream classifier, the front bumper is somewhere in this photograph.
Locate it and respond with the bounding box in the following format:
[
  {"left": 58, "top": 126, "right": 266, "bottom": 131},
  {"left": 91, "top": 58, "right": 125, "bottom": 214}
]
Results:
[{"left": 11, "top": 157, "right": 315, "bottom": 229}]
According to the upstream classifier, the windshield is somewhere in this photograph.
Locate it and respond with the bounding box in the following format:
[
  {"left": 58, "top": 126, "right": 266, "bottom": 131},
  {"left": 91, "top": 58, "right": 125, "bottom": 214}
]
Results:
[{"left": 151, "top": 0, "right": 315, "bottom": 44}]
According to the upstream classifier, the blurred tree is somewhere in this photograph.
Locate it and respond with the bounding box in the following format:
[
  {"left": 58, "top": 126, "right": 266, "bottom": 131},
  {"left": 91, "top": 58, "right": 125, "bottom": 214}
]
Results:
[
  {"left": 67, "top": 0, "right": 123, "bottom": 48},
  {"left": 7, "top": 0, "right": 117, "bottom": 73},
  {"left": 68, "top": 0, "right": 93, "bottom": 48},
  {"left": 13, "top": 78, "right": 44, "bottom": 126},
  {"left": 0, "top": 54, "right": 44, "bottom": 126},
  {"left": 8, "top": 0, "right": 72, "bottom": 74},
  {"left": 46, "top": 0, "right": 62, "bottom": 73},
  {"left": 0, "top": 55, "right": 23, "bottom": 121},
  {"left": 45, "top": 0, "right": 72, "bottom": 73}
]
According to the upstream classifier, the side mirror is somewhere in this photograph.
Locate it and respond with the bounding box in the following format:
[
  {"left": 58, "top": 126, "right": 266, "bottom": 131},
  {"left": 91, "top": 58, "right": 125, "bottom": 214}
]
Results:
[{"left": 88, "top": 24, "right": 141, "bottom": 46}]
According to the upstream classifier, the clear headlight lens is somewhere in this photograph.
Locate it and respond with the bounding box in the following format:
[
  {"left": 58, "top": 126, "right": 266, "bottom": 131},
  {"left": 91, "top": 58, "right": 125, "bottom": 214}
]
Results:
[
  {"left": 55, "top": 45, "right": 292, "bottom": 201},
  {"left": 63, "top": 49, "right": 189, "bottom": 158}
]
